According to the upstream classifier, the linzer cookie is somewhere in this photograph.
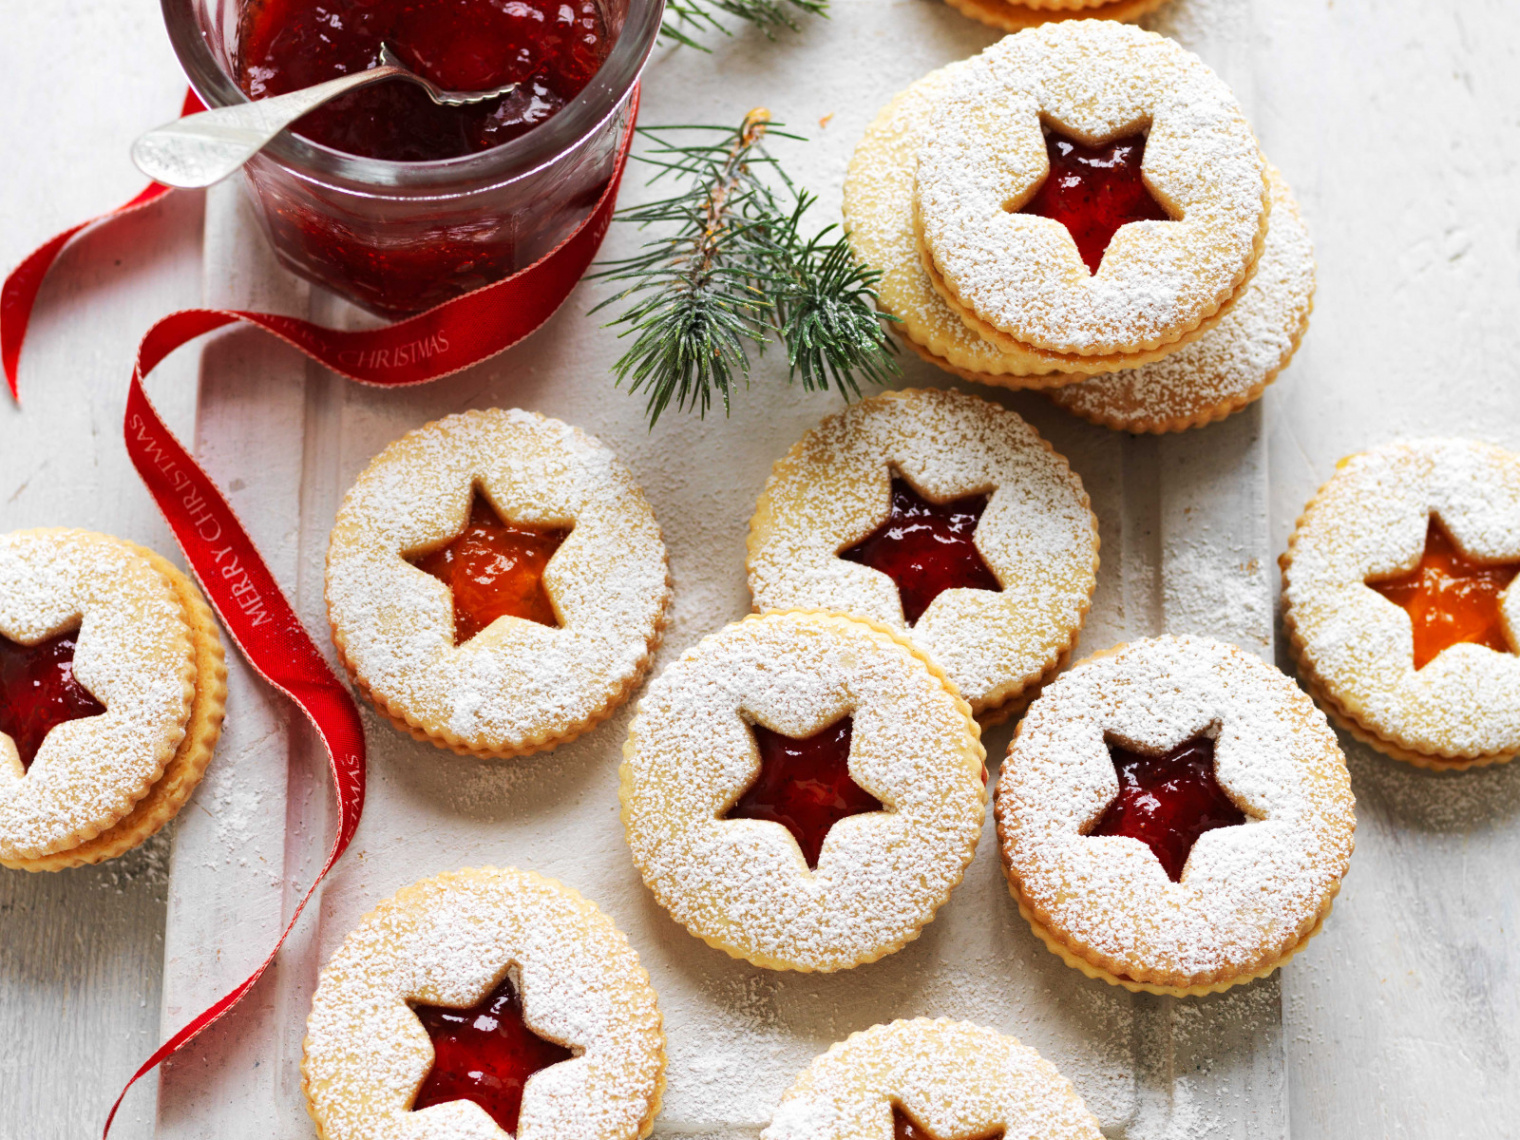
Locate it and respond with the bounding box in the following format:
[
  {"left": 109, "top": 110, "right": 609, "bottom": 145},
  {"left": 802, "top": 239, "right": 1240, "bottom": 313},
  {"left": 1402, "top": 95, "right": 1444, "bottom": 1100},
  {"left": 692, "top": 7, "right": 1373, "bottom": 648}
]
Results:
[
  {"left": 325, "top": 409, "right": 671, "bottom": 759},
  {"left": 916, "top": 23, "right": 1267, "bottom": 359},
  {"left": 0, "top": 529, "right": 226, "bottom": 871},
  {"left": 301, "top": 866, "right": 666, "bottom": 1140},
  {"left": 843, "top": 22, "right": 1311, "bottom": 417},
  {"left": 620, "top": 611, "right": 985, "bottom": 972},
  {"left": 994, "top": 637, "right": 1354, "bottom": 995},
  {"left": 1282, "top": 439, "right": 1520, "bottom": 769},
  {"left": 943, "top": 0, "right": 1170, "bottom": 37},
  {"left": 747, "top": 389, "right": 1099, "bottom": 723},
  {"left": 763, "top": 1019, "right": 1103, "bottom": 1140},
  {"left": 1050, "top": 165, "right": 1316, "bottom": 432}
]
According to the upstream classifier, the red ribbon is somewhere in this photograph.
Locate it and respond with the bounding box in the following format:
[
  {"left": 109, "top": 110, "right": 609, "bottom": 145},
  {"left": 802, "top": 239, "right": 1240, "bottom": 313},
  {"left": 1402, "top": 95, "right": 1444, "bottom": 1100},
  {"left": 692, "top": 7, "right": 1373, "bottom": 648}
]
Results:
[{"left": 4, "top": 87, "right": 639, "bottom": 1137}]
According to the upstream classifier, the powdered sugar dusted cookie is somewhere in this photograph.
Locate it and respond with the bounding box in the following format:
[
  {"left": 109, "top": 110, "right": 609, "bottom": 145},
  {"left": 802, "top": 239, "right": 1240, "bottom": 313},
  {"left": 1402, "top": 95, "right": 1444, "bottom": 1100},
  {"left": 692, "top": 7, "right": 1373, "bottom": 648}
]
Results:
[
  {"left": 0, "top": 529, "right": 225, "bottom": 869},
  {"left": 302, "top": 866, "right": 665, "bottom": 1140},
  {"left": 1282, "top": 439, "right": 1520, "bottom": 769},
  {"left": 747, "top": 389, "right": 1098, "bottom": 721},
  {"left": 621, "top": 611, "right": 985, "bottom": 972},
  {"left": 995, "top": 636, "right": 1354, "bottom": 994},
  {"left": 916, "top": 22, "right": 1268, "bottom": 358},
  {"left": 325, "top": 409, "right": 671, "bottom": 759}
]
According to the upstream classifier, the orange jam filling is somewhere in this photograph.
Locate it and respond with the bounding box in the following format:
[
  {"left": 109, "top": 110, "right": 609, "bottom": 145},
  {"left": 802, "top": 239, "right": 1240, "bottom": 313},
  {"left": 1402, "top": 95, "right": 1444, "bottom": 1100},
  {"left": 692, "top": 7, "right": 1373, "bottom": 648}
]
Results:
[
  {"left": 408, "top": 492, "right": 569, "bottom": 645},
  {"left": 1368, "top": 517, "right": 1519, "bottom": 670}
]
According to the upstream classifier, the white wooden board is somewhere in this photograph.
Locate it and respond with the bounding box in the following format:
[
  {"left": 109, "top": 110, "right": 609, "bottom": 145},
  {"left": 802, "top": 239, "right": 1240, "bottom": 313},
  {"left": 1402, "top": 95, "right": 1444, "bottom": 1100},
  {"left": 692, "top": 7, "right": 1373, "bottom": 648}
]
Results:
[{"left": 154, "top": 1, "right": 1290, "bottom": 1136}]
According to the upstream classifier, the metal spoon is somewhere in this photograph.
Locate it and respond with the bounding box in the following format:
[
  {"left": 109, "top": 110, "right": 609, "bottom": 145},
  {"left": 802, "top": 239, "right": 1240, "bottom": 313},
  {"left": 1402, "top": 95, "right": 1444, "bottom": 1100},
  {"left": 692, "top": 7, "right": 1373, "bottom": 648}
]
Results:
[{"left": 130, "top": 45, "right": 518, "bottom": 189}]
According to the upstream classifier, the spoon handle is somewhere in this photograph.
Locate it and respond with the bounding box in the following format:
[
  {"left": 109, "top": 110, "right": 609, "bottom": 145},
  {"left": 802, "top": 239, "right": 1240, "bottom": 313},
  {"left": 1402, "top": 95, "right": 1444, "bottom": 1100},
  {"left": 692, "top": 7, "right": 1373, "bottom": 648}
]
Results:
[{"left": 131, "top": 67, "right": 407, "bottom": 189}]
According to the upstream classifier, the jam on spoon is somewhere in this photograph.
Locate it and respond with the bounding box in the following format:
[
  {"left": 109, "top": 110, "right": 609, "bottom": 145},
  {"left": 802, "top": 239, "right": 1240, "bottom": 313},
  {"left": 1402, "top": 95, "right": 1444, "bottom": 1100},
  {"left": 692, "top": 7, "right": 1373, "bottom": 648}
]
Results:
[
  {"left": 1368, "top": 516, "right": 1520, "bottom": 670},
  {"left": 1017, "top": 128, "right": 1174, "bottom": 274},
  {"left": 839, "top": 474, "right": 1002, "bottom": 627},
  {"left": 237, "top": 0, "right": 615, "bottom": 160},
  {"left": 406, "top": 491, "right": 570, "bottom": 645},
  {"left": 0, "top": 631, "right": 107, "bottom": 772},
  {"left": 410, "top": 970, "right": 575, "bottom": 1132},
  {"left": 1088, "top": 735, "right": 1246, "bottom": 882},
  {"left": 723, "top": 716, "right": 884, "bottom": 870}
]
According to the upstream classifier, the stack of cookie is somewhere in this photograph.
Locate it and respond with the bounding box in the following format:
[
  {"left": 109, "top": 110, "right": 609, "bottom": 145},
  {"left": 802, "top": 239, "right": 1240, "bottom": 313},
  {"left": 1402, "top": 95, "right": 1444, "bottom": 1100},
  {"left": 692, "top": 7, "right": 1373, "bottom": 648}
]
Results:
[
  {"left": 843, "top": 20, "right": 1316, "bottom": 433},
  {"left": 944, "top": 0, "right": 1170, "bottom": 36}
]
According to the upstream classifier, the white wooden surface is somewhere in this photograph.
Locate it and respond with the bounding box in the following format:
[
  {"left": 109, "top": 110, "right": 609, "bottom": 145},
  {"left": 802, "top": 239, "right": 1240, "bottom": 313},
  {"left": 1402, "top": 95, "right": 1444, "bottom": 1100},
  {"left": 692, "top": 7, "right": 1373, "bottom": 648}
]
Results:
[{"left": 2, "top": 1, "right": 1519, "bottom": 1139}]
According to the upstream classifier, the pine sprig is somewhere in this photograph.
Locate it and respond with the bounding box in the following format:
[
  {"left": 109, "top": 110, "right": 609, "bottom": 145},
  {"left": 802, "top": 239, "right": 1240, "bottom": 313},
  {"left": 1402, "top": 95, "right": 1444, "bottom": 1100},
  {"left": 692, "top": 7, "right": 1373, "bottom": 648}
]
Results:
[
  {"left": 590, "top": 111, "right": 898, "bottom": 426},
  {"left": 660, "top": 0, "right": 827, "bottom": 50}
]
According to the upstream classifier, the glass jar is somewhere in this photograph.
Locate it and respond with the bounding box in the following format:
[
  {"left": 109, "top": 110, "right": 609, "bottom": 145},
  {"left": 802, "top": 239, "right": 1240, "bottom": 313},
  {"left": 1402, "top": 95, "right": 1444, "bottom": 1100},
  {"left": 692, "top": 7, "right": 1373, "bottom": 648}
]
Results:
[{"left": 162, "top": 0, "right": 661, "bottom": 315}]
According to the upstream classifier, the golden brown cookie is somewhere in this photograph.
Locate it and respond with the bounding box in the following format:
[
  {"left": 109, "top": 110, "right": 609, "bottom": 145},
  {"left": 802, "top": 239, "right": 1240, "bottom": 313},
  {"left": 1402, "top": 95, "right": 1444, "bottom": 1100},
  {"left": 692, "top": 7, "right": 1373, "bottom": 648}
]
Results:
[
  {"left": 915, "top": 22, "right": 1268, "bottom": 358},
  {"left": 763, "top": 1019, "right": 1103, "bottom": 1140},
  {"left": 326, "top": 409, "right": 672, "bottom": 760},
  {"left": 0, "top": 529, "right": 226, "bottom": 870},
  {"left": 1282, "top": 439, "right": 1520, "bottom": 769},
  {"left": 994, "top": 636, "right": 1354, "bottom": 995},
  {"left": 302, "top": 866, "right": 666, "bottom": 1140},
  {"left": 747, "top": 389, "right": 1099, "bottom": 721},
  {"left": 620, "top": 611, "right": 985, "bottom": 973},
  {"left": 1049, "top": 165, "right": 1315, "bottom": 432},
  {"left": 943, "top": 0, "right": 1172, "bottom": 45}
]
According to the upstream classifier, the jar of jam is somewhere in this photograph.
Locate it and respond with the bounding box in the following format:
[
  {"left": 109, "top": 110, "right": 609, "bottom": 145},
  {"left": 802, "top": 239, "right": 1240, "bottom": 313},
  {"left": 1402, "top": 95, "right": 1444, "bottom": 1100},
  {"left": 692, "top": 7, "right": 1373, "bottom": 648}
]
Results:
[{"left": 163, "top": 0, "right": 661, "bottom": 315}]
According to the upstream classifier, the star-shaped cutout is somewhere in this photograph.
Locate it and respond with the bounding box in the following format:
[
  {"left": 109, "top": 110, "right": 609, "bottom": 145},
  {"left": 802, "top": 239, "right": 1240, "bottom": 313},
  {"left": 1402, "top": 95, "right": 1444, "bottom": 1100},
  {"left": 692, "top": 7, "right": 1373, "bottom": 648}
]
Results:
[
  {"left": 893, "top": 1104, "right": 1004, "bottom": 1140},
  {"left": 1367, "top": 515, "right": 1520, "bottom": 670},
  {"left": 838, "top": 472, "right": 1002, "bottom": 626},
  {"left": 0, "top": 630, "right": 106, "bottom": 773},
  {"left": 722, "top": 715, "right": 884, "bottom": 870},
  {"left": 406, "top": 490, "right": 571, "bottom": 645},
  {"left": 1087, "top": 735, "right": 1245, "bottom": 882},
  {"left": 410, "top": 970, "right": 577, "bottom": 1133},
  {"left": 1015, "top": 128, "right": 1175, "bottom": 274}
]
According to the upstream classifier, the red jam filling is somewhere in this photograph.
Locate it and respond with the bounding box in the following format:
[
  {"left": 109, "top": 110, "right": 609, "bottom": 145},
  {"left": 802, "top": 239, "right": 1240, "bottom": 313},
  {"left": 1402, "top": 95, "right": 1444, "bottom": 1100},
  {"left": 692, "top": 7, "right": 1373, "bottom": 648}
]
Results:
[
  {"left": 407, "top": 492, "right": 569, "bottom": 645},
  {"left": 0, "top": 632, "right": 106, "bottom": 772},
  {"left": 839, "top": 475, "right": 1002, "bottom": 626},
  {"left": 1089, "top": 736, "right": 1246, "bottom": 882},
  {"left": 1017, "top": 129, "right": 1173, "bottom": 274},
  {"left": 237, "top": 0, "right": 614, "bottom": 161},
  {"left": 893, "top": 1105, "right": 1003, "bottom": 1140},
  {"left": 723, "top": 717, "right": 883, "bottom": 869},
  {"left": 410, "top": 972, "right": 574, "bottom": 1132},
  {"left": 1369, "top": 517, "right": 1520, "bottom": 670}
]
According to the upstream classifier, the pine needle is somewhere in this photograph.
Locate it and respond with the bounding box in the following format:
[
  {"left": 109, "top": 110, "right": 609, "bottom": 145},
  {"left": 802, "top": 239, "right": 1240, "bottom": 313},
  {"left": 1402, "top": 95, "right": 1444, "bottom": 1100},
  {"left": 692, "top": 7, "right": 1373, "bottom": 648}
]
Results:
[
  {"left": 660, "top": 0, "right": 827, "bottom": 50},
  {"left": 590, "top": 110, "right": 898, "bottom": 426}
]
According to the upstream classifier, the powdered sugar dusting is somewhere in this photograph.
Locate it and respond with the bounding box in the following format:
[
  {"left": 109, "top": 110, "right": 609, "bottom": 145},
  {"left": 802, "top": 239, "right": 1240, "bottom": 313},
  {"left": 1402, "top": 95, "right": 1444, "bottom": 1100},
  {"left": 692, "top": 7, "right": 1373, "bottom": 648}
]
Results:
[
  {"left": 915, "top": 22, "right": 1267, "bottom": 355},
  {"left": 1282, "top": 438, "right": 1520, "bottom": 760},
  {"left": 747, "top": 389, "right": 1098, "bottom": 714},
  {"left": 301, "top": 866, "right": 664, "bottom": 1140},
  {"left": 995, "top": 636, "right": 1354, "bottom": 986},
  {"left": 0, "top": 529, "right": 195, "bottom": 859},
  {"left": 761, "top": 1018, "right": 1103, "bottom": 1140},
  {"left": 325, "top": 409, "right": 671, "bottom": 756},
  {"left": 1051, "top": 166, "right": 1315, "bottom": 431},
  {"left": 620, "top": 611, "right": 986, "bottom": 972}
]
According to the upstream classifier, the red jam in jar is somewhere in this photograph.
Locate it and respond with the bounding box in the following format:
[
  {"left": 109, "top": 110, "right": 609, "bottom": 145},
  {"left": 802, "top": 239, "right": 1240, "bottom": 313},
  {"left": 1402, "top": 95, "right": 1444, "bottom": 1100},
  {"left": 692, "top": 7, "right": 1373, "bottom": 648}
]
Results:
[{"left": 237, "top": 0, "right": 614, "bottom": 161}]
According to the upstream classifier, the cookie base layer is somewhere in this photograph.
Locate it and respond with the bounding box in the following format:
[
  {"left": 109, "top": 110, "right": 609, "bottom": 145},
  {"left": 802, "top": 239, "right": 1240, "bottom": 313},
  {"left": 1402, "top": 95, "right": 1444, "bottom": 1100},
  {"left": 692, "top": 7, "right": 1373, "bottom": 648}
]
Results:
[
  {"left": 2, "top": 547, "right": 227, "bottom": 872},
  {"left": 942, "top": 0, "right": 1171, "bottom": 34},
  {"left": 1011, "top": 887, "right": 1335, "bottom": 996}
]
